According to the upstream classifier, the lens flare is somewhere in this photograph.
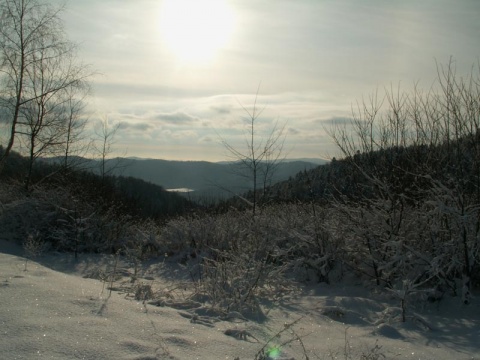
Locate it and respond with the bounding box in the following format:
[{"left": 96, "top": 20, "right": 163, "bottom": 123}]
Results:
[{"left": 267, "top": 346, "right": 281, "bottom": 358}]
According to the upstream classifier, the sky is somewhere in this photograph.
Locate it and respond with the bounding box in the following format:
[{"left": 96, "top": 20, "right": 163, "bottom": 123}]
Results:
[{"left": 60, "top": 0, "right": 480, "bottom": 161}]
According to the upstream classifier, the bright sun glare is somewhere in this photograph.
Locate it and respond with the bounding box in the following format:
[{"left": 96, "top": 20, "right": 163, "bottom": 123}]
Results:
[{"left": 159, "top": 0, "right": 235, "bottom": 63}]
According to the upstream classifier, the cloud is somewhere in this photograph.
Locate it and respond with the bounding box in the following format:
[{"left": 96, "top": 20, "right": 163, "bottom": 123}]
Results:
[
  {"left": 199, "top": 136, "right": 214, "bottom": 143},
  {"left": 94, "top": 81, "right": 220, "bottom": 101},
  {"left": 171, "top": 130, "right": 198, "bottom": 140},
  {"left": 118, "top": 121, "right": 153, "bottom": 132},
  {"left": 210, "top": 104, "right": 233, "bottom": 115},
  {"left": 314, "top": 117, "right": 354, "bottom": 126},
  {"left": 154, "top": 111, "right": 199, "bottom": 125},
  {"left": 287, "top": 127, "right": 300, "bottom": 135},
  {"left": 0, "top": 113, "right": 11, "bottom": 124}
]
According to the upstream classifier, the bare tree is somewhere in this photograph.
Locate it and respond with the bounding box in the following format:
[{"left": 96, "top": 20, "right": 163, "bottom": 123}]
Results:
[
  {"left": 0, "top": 0, "right": 90, "bottom": 173},
  {"left": 94, "top": 116, "right": 122, "bottom": 181},
  {"left": 14, "top": 37, "right": 90, "bottom": 190},
  {"left": 258, "top": 120, "right": 287, "bottom": 197},
  {"left": 17, "top": 92, "right": 66, "bottom": 190},
  {"left": 221, "top": 86, "right": 286, "bottom": 216},
  {"left": 60, "top": 85, "right": 91, "bottom": 172}
]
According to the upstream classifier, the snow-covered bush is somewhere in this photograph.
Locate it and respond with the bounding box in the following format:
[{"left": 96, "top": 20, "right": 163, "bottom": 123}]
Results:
[
  {"left": 421, "top": 178, "right": 480, "bottom": 302},
  {"left": 156, "top": 203, "right": 349, "bottom": 315},
  {"left": 159, "top": 210, "right": 289, "bottom": 315},
  {"left": 327, "top": 59, "right": 480, "bottom": 301},
  {"left": 124, "top": 220, "right": 162, "bottom": 281}
]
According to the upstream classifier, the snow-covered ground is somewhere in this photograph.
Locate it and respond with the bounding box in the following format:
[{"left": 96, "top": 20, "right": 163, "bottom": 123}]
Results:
[{"left": 1, "top": 239, "right": 479, "bottom": 360}]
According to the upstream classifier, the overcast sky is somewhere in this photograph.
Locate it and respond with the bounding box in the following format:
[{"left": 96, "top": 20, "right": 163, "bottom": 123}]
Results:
[{"left": 61, "top": 0, "right": 480, "bottom": 161}]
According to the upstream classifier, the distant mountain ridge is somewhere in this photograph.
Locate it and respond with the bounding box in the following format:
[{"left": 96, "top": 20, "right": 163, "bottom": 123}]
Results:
[
  {"left": 108, "top": 158, "right": 326, "bottom": 199},
  {"left": 40, "top": 156, "right": 327, "bottom": 199},
  {"left": 214, "top": 158, "right": 328, "bottom": 166}
]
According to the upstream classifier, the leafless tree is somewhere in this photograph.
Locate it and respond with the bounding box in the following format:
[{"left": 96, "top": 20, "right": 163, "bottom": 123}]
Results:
[
  {"left": 94, "top": 115, "right": 122, "bottom": 181},
  {"left": 15, "top": 37, "right": 90, "bottom": 190},
  {"left": 0, "top": 0, "right": 90, "bottom": 173},
  {"left": 60, "top": 85, "right": 91, "bottom": 172},
  {"left": 221, "top": 86, "right": 286, "bottom": 216}
]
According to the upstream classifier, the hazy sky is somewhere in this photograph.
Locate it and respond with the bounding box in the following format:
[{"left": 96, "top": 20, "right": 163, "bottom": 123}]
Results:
[{"left": 61, "top": 0, "right": 480, "bottom": 161}]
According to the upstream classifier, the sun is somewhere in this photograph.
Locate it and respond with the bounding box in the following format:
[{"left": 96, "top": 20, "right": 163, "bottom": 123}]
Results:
[{"left": 159, "top": 0, "right": 236, "bottom": 63}]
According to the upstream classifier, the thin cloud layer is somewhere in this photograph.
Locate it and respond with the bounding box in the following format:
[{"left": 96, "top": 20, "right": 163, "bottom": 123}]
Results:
[
  {"left": 154, "top": 111, "right": 199, "bottom": 125},
  {"left": 59, "top": 0, "right": 480, "bottom": 160}
]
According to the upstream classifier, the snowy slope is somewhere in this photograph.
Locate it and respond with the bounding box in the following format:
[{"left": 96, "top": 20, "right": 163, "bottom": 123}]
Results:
[{"left": 1, "top": 240, "right": 479, "bottom": 360}]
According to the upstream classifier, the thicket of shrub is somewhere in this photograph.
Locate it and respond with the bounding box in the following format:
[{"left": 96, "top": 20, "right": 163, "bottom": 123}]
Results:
[{"left": 1, "top": 61, "right": 478, "bottom": 318}]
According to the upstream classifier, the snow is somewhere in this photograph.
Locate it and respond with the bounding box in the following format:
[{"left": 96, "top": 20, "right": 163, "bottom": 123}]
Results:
[{"left": 1, "top": 240, "right": 479, "bottom": 360}]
